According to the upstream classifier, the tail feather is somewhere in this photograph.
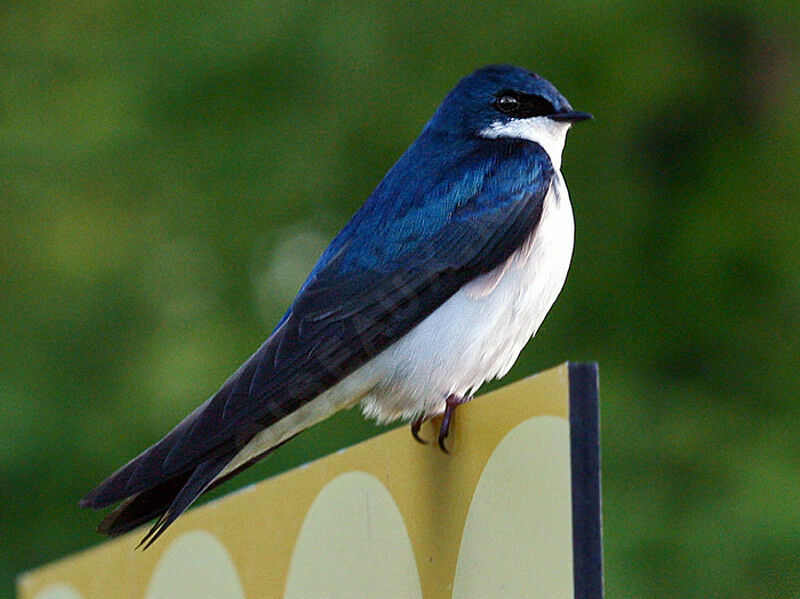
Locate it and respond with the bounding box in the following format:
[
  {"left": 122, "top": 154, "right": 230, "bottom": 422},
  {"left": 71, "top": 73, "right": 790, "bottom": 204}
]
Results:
[
  {"left": 96, "top": 450, "right": 233, "bottom": 547},
  {"left": 138, "top": 450, "right": 234, "bottom": 549},
  {"left": 78, "top": 399, "right": 218, "bottom": 511},
  {"left": 96, "top": 470, "right": 192, "bottom": 537},
  {"left": 88, "top": 432, "right": 303, "bottom": 547}
]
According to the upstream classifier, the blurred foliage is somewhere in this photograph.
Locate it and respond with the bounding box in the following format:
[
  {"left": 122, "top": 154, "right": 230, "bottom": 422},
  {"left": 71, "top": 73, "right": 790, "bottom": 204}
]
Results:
[{"left": 2, "top": 1, "right": 799, "bottom": 597}]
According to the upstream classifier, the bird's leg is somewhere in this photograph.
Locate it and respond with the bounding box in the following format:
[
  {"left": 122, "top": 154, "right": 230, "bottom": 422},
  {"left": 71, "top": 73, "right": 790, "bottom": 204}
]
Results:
[
  {"left": 410, "top": 395, "right": 471, "bottom": 450},
  {"left": 438, "top": 394, "right": 469, "bottom": 453},
  {"left": 411, "top": 415, "right": 427, "bottom": 445}
]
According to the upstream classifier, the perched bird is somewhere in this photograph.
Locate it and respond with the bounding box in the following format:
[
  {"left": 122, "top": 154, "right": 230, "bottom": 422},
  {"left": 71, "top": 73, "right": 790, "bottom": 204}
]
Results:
[{"left": 81, "top": 64, "right": 591, "bottom": 547}]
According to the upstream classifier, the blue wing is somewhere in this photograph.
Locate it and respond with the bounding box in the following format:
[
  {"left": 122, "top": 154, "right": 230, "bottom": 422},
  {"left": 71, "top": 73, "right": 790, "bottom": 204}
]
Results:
[{"left": 82, "top": 137, "right": 554, "bottom": 516}]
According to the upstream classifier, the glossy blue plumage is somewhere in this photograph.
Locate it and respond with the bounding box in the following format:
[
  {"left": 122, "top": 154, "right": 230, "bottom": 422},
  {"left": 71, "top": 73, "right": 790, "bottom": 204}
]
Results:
[
  {"left": 306, "top": 136, "right": 548, "bottom": 275},
  {"left": 82, "top": 64, "right": 577, "bottom": 544},
  {"left": 305, "top": 64, "right": 571, "bottom": 276}
]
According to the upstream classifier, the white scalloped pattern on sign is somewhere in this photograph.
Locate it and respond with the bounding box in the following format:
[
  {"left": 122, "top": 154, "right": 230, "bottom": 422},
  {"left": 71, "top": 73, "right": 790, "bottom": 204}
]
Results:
[
  {"left": 26, "top": 413, "right": 577, "bottom": 598},
  {"left": 33, "top": 584, "right": 84, "bottom": 599},
  {"left": 283, "top": 471, "right": 424, "bottom": 599},
  {"left": 144, "top": 530, "right": 246, "bottom": 599},
  {"left": 452, "top": 416, "right": 574, "bottom": 598}
]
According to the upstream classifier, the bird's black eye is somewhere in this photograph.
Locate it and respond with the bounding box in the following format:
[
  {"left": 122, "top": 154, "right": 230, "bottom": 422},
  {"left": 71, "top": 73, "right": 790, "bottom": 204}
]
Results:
[
  {"left": 495, "top": 95, "right": 520, "bottom": 114},
  {"left": 493, "top": 90, "right": 555, "bottom": 119}
]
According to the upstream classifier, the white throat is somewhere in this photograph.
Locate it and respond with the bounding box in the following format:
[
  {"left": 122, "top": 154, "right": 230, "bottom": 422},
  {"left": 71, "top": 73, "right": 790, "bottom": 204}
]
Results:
[{"left": 480, "top": 117, "right": 570, "bottom": 170}]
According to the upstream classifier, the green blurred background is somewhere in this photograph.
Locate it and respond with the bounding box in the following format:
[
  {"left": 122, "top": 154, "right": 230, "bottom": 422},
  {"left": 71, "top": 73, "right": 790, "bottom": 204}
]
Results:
[{"left": 2, "top": 1, "right": 799, "bottom": 597}]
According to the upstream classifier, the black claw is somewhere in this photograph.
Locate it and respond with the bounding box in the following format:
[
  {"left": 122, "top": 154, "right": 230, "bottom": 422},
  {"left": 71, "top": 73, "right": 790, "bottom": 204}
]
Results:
[
  {"left": 438, "top": 432, "right": 450, "bottom": 454},
  {"left": 438, "top": 395, "right": 460, "bottom": 454},
  {"left": 411, "top": 416, "right": 428, "bottom": 445},
  {"left": 411, "top": 395, "right": 470, "bottom": 452}
]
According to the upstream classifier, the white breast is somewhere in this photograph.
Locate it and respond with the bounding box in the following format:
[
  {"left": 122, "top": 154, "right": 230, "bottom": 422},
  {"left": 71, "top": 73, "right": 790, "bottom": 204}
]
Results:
[
  {"left": 219, "top": 171, "right": 574, "bottom": 480},
  {"left": 359, "top": 172, "right": 574, "bottom": 422}
]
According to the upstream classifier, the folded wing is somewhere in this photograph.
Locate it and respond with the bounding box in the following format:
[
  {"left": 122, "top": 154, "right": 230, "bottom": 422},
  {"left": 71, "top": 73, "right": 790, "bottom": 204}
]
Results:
[{"left": 80, "top": 139, "right": 554, "bottom": 541}]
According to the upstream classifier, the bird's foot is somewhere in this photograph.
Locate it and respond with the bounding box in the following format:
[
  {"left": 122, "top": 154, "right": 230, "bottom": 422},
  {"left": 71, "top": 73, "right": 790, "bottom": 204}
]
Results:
[
  {"left": 411, "top": 415, "right": 427, "bottom": 445},
  {"left": 438, "top": 395, "right": 462, "bottom": 453},
  {"left": 409, "top": 395, "right": 471, "bottom": 452}
]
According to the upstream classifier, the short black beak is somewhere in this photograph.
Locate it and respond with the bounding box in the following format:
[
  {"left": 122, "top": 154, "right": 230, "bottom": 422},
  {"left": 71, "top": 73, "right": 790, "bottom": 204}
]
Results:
[{"left": 550, "top": 110, "right": 593, "bottom": 123}]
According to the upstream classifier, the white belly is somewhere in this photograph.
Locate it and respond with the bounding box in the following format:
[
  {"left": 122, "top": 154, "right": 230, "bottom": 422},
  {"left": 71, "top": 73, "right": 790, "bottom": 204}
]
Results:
[
  {"left": 359, "top": 172, "right": 574, "bottom": 421},
  {"left": 218, "top": 174, "right": 573, "bottom": 478}
]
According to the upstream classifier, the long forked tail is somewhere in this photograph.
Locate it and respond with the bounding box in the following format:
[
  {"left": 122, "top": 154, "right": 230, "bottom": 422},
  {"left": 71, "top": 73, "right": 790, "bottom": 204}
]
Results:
[
  {"left": 95, "top": 448, "right": 235, "bottom": 549},
  {"left": 82, "top": 433, "right": 302, "bottom": 549}
]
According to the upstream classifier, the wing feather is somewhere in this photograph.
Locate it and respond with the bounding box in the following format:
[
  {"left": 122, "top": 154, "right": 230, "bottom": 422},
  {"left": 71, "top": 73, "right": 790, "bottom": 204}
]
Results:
[{"left": 81, "top": 139, "right": 554, "bottom": 510}]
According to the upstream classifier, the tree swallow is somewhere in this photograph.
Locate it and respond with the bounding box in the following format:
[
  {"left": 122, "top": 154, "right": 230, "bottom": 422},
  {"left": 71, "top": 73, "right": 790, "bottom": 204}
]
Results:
[{"left": 80, "top": 64, "right": 591, "bottom": 547}]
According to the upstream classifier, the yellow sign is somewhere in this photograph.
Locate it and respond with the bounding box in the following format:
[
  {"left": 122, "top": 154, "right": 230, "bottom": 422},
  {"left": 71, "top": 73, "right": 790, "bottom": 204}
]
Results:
[{"left": 18, "top": 362, "right": 601, "bottom": 599}]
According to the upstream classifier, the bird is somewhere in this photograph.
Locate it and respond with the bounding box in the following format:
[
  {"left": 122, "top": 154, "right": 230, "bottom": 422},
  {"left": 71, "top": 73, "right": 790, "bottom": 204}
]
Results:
[{"left": 80, "top": 64, "right": 592, "bottom": 548}]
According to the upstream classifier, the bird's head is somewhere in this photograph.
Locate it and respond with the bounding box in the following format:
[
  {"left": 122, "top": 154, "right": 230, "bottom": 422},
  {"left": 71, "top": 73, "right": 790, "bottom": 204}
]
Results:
[{"left": 427, "top": 65, "right": 591, "bottom": 168}]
